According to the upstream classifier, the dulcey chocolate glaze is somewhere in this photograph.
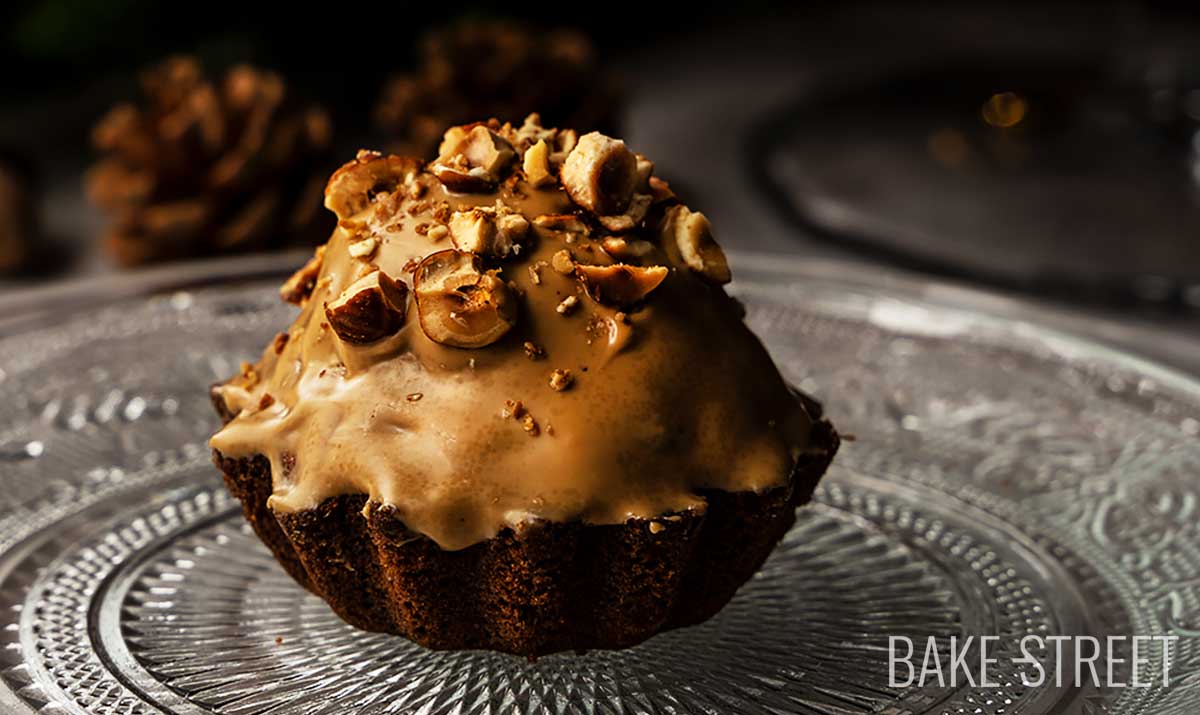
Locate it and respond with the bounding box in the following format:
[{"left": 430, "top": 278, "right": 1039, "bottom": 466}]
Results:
[{"left": 210, "top": 116, "right": 816, "bottom": 550}]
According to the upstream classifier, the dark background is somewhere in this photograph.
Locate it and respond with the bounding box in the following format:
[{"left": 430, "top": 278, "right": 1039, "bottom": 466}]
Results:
[{"left": 2, "top": 0, "right": 1199, "bottom": 368}]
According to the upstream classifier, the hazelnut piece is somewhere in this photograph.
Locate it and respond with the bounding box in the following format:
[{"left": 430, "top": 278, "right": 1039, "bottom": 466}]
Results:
[
  {"left": 575, "top": 263, "right": 669, "bottom": 307},
  {"left": 449, "top": 209, "right": 529, "bottom": 258},
  {"left": 600, "top": 236, "right": 655, "bottom": 261},
  {"left": 279, "top": 246, "right": 326, "bottom": 305},
  {"left": 448, "top": 208, "right": 497, "bottom": 254},
  {"left": 496, "top": 214, "right": 530, "bottom": 248},
  {"left": 523, "top": 139, "right": 555, "bottom": 188},
  {"left": 561, "top": 132, "right": 638, "bottom": 215},
  {"left": 665, "top": 206, "right": 731, "bottom": 284},
  {"left": 414, "top": 249, "right": 517, "bottom": 348},
  {"left": 597, "top": 193, "right": 652, "bottom": 233},
  {"left": 324, "top": 269, "right": 409, "bottom": 344},
  {"left": 431, "top": 125, "right": 516, "bottom": 193},
  {"left": 533, "top": 214, "right": 589, "bottom": 233},
  {"left": 325, "top": 152, "right": 419, "bottom": 221}
]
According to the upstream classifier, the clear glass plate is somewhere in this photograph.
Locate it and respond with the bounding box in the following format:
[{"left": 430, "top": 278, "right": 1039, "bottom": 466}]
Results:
[{"left": 0, "top": 254, "right": 1197, "bottom": 715}]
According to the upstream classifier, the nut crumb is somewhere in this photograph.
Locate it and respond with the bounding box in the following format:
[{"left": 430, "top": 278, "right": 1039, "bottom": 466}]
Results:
[
  {"left": 414, "top": 222, "right": 430, "bottom": 235},
  {"left": 521, "top": 413, "right": 539, "bottom": 436},
  {"left": 275, "top": 636, "right": 284, "bottom": 645},
  {"left": 258, "top": 393, "right": 275, "bottom": 410},
  {"left": 272, "top": 332, "right": 289, "bottom": 354},
  {"left": 545, "top": 423, "right": 555, "bottom": 436},
  {"left": 549, "top": 368, "right": 574, "bottom": 391},
  {"left": 427, "top": 224, "right": 449, "bottom": 241},
  {"left": 348, "top": 237, "right": 379, "bottom": 259},
  {"left": 501, "top": 399, "right": 540, "bottom": 436},
  {"left": 501, "top": 399, "right": 520, "bottom": 419},
  {"left": 556, "top": 295, "right": 579, "bottom": 315},
  {"left": 527, "top": 264, "right": 542, "bottom": 285},
  {"left": 406, "top": 393, "right": 423, "bottom": 402},
  {"left": 523, "top": 341, "right": 545, "bottom": 360},
  {"left": 551, "top": 249, "right": 574, "bottom": 274}
]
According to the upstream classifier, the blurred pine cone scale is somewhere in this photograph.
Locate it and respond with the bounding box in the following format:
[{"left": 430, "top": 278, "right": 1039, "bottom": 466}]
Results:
[
  {"left": 86, "top": 56, "right": 334, "bottom": 266},
  {"left": 374, "top": 21, "right": 620, "bottom": 159}
]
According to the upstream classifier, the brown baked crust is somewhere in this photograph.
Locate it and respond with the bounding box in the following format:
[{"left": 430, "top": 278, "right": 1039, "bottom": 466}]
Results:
[{"left": 213, "top": 395, "right": 837, "bottom": 657}]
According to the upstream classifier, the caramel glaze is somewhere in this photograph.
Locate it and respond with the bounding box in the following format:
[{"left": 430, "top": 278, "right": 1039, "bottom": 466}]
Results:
[{"left": 211, "top": 166, "right": 817, "bottom": 550}]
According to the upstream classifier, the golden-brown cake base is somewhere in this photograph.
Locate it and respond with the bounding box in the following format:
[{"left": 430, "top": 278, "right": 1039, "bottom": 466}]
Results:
[{"left": 212, "top": 396, "right": 838, "bottom": 658}]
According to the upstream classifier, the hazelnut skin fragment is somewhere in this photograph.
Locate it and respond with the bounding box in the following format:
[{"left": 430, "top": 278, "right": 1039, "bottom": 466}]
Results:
[
  {"left": 325, "top": 152, "right": 420, "bottom": 221},
  {"left": 561, "top": 132, "right": 638, "bottom": 216},
  {"left": 280, "top": 246, "right": 326, "bottom": 305},
  {"left": 664, "top": 205, "right": 731, "bottom": 284},
  {"left": 324, "top": 269, "right": 409, "bottom": 344},
  {"left": 414, "top": 249, "right": 518, "bottom": 348},
  {"left": 575, "top": 263, "right": 669, "bottom": 308}
]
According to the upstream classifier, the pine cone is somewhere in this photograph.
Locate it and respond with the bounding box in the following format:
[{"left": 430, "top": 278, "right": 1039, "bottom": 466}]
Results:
[
  {"left": 86, "top": 56, "right": 335, "bottom": 266},
  {"left": 374, "top": 21, "right": 620, "bottom": 159},
  {"left": 0, "top": 153, "right": 35, "bottom": 273}
]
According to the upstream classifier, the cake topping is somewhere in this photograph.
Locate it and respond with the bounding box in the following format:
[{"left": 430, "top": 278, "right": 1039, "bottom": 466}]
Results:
[
  {"left": 324, "top": 269, "right": 408, "bottom": 344},
  {"left": 663, "top": 205, "right": 732, "bottom": 285},
  {"left": 575, "top": 263, "right": 669, "bottom": 308},
  {"left": 430, "top": 124, "right": 515, "bottom": 192},
  {"left": 279, "top": 246, "right": 325, "bottom": 305},
  {"left": 561, "top": 132, "right": 638, "bottom": 215},
  {"left": 210, "top": 115, "right": 814, "bottom": 550},
  {"left": 414, "top": 250, "right": 517, "bottom": 348}
]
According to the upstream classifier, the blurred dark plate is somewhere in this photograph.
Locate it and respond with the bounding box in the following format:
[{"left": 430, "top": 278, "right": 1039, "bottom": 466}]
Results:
[{"left": 755, "top": 61, "right": 1200, "bottom": 308}]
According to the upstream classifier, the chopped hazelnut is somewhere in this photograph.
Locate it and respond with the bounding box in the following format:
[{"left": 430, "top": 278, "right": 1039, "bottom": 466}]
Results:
[
  {"left": 548, "top": 368, "right": 574, "bottom": 391},
  {"left": 427, "top": 224, "right": 449, "bottom": 241},
  {"left": 325, "top": 152, "right": 419, "bottom": 221},
  {"left": 575, "top": 263, "right": 669, "bottom": 307},
  {"left": 527, "top": 264, "right": 542, "bottom": 285},
  {"left": 406, "top": 392, "right": 423, "bottom": 402},
  {"left": 510, "top": 113, "right": 557, "bottom": 151},
  {"left": 431, "top": 125, "right": 516, "bottom": 193},
  {"left": 523, "top": 341, "right": 545, "bottom": 360},
  {"left": 324, "top": 269, "right": 409, "bottom": 344},
  {"left": 272, "top": 331, "right": 290, "bottom": 354},
  {"left": 533, "top": 214, "right": 589, "bottom": 233},
  {"left": 521, "top": 413, "right": 539, "bottom": 436},
  {"left": 561, "top": 132, "right": 638, "bottom": 215},
  {"left": 495, "top": 214, "right": 530, "bottom": 251},
  {"left": 258, "top": 393, "right": 275, "bottom": 410},
  {"left": 279, "top": 246, "right": 325, "bottom": 305},
  {"left": 348, "top": 237, "right": 379, "bottom": 259},
  {"left": 597, "top": 193, "right": 652, "bottom": 232},
  {"left": 448, "top": 208, "right": 496, "bottom": 253},
  {"left": 413, "top": 249, "right": 517, "bottom": 348},
  {"left": 500, "top": 399, "right": 520, "bottom": 419},
  {"left": 553, "top": 129, "right": 579, "bottom": 162},
  {"left": 500, "top": 399, "right": 540, "bottom": 436},
  {"left": 649, "top": 176, "right": 675, "bottom": 203},
  {"left": 523, "top": 139, "right": 555, "bottom": 188},
  {"left": 634, "top": 154, "right": 654, "bottom": 191},
  {"left": 551, "top": 249, "right": 575, "bottom": 275},
  {"left": 556, "top": 295, "right": 579, "bottom": 315},
  {"left": 664, "top": 205, "right": 731, "bottom": 284},
  {"left": 600, "top": 236, "right": 655, "bottom": 261}
]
